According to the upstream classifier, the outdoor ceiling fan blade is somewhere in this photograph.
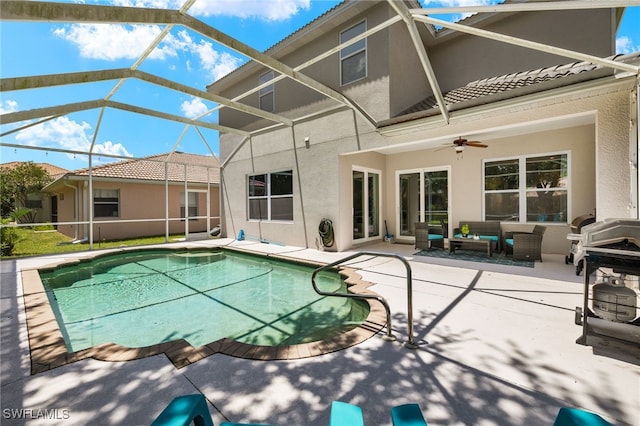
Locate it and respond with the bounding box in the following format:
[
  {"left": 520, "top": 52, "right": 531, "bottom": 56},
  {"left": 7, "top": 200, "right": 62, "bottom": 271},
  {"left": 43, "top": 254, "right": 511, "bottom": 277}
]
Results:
[{"left": 467, "top": 142, "right": 488, "bottom": 148}]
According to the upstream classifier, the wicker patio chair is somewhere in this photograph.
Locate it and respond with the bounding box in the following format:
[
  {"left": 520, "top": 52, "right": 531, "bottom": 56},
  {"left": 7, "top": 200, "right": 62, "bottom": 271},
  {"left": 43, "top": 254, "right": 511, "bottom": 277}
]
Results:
[
  {"left": 505, "top": 225, "right": 546, "bottom": 262},
  {"left": 414, "top": 222, "right": 445, "bottom": 250}
]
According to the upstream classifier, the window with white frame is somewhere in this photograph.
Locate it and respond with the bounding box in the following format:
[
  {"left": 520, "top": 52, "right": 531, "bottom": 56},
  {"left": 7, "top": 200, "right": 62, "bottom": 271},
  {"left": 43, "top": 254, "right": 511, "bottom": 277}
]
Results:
[
  {"left": 248, "top": 170, "right": 293, "bottom": 221},
  {"left": 340, "top": 21, "right": 367, "bottom": 85},
  {"left": 93, "top": 189, "right": 119, "bottom": 217},
  {"left": 484, "top": 153, "right": 568, "bottom": 223},
  {"left": 259, "top": 70, "right": 274, "bottom": 112},
  {"left": 180, "top": 192, "right": 198, "bottom": 219}
]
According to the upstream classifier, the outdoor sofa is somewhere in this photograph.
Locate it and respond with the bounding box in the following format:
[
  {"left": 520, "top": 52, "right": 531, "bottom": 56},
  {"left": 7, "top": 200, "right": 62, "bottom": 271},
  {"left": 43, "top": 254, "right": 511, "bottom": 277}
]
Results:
[{"left": 453, "top": 221, "right": 502, "bottom": 252}]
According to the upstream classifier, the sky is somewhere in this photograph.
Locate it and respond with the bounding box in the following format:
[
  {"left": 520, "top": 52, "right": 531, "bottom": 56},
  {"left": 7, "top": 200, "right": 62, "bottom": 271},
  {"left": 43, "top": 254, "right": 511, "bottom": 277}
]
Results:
[{"left": 1, "top": 0, "right": 639, "bottom": 172}]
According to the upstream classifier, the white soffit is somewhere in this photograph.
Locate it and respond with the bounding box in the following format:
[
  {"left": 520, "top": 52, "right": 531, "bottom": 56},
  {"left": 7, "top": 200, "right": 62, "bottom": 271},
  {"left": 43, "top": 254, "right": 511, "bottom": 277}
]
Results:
[{"left": 359, "top": 112, "right": 597, "bottom": 156}]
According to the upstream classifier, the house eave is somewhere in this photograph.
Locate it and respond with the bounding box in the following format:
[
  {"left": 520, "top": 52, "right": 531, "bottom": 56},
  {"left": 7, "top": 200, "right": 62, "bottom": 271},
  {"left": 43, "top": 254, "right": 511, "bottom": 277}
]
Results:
[
  {"left": 377, "top": 72, "right": 635, "bottom": 137},
  {"left": 43, "top": 175, "right": 219, "bottom": 193}
]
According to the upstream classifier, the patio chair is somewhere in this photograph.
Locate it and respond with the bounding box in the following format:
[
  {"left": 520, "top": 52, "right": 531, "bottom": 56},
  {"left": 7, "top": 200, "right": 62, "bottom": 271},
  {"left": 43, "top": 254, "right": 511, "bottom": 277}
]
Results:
[
  {"left": 152, "top": 394, "right": 213, "bottom": 426},
  {"left": 504, "top": 225, "right": 546, "bottom": 262},
  {"left": 553, "top": 407, "right": 612, "bottom": 425},
  {"left": 414, "top": 222, "right": 445, "bottom": 250},
  {"left": 391, "top": 403, "right": 428, "bottom": 426},
  {"left": 329, "top": 401, "right": 364, "bottom": 426}
]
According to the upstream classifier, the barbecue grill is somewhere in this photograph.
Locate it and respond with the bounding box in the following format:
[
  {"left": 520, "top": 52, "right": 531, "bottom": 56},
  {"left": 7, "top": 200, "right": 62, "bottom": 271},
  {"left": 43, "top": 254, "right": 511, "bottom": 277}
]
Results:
[
  {"left": 565, "top": 214, "right": 595, "bottom": 275},
  {"left": 573, "top": 218, "right": 640, "bottom": 346}
]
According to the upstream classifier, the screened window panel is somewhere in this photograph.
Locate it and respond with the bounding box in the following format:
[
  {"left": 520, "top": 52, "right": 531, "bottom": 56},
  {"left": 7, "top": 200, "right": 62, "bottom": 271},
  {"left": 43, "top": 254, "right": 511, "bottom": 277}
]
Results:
[
  {"left": 247, "top": 170, "right": 293, "bottom": 221},
  {"left": 260, "top": 92, "right": 274, "bottom": 112},
  {"left": 249, "top": 174, "right": 267, "bottom": 196},
  {"left": 340, "top": 21, "right": 366, "bottom": 85},
  {"left": 485, "top": 192, "right": 519, "bottom": 222},
  {"left": 484, "top": 153, "right": 569, "bottom": 223},
  {"left": 526, "top": 190, "right": 567, "bottom": 222},
  {"left": 484, "top": 159, "right": 519, "bottom": 190},
  {"left": 271, "top": 197, "right": 293, "bottom": 221},
  {"left": 259, "top": 71, "right": 274, "bottom": 112},
  {"left": 180, "top": 192, "right": 198, "bottom": 218},
  {"left": 341, "top": 51, "right": 366, "bottom": 85},
  {"left": 249, "top": 199, "right": 268, "bottom": 220},
  {"left": 93, "top": 189, "right": 119, "bottom": 217},
  {"left": 271, "top": 171, "right": 293, "bottom": 195},
  {"left": 526, "top": 154, "right": 568, "bottom": 189},
  {"left": 340, "top": 21, "right": 366, "bottom": 48}
]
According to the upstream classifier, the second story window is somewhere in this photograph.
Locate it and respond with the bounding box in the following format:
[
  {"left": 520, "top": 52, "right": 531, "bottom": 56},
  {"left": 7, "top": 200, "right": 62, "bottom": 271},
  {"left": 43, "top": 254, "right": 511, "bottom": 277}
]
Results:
[
  {"left": 259, "top": 70, "right": 274, "bottom": 112},
  {"left": 340, "top": 20, "right": 367, "bottom": 85}
]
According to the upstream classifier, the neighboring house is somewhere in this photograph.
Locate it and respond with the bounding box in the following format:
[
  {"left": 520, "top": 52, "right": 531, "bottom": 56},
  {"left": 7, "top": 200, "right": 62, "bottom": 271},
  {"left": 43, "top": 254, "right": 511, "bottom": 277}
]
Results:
[
  {"left": 42, "top": 152, "right": 220, "bottom": 241},
  {"left": 0, "top": 161, "right": 68, "bottom": 223},
  {"left": 208, "top": 1, "right": 639, "bottom": 253}
]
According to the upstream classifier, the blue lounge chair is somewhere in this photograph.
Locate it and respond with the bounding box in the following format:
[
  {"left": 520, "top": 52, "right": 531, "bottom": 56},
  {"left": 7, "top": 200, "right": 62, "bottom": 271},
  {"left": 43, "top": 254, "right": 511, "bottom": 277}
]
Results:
[
  {"left": 152, "top": 394, "right": 213, "bottom": 426},
  {"left": 391, "top": 403, "right": 427, "bottom": 426},
  {"left": 329, "top": 401, "right": 364, "bottom": 426},
  {"left": 553, "top": 407, "right": 612, "bottom": 426}
]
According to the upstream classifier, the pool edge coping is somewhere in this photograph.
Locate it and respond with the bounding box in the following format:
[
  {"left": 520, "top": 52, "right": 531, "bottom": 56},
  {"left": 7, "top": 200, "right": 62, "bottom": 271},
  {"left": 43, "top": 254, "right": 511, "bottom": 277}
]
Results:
[{"left": 22, "top": 247, "right": 387, "bottom": 374}]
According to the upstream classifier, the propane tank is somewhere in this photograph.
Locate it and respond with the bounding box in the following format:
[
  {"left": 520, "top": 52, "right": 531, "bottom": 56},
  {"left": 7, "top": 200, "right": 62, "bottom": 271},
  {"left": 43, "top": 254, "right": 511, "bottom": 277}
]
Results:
[{"left": 592, "top": 274, "right": 638, "bottom": 322}]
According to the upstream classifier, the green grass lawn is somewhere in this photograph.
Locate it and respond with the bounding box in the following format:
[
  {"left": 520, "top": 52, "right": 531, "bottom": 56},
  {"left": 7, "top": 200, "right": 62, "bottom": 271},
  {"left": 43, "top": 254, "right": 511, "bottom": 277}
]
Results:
[{"left": 4, "top": 228, "right": 188, "bottom": 258}]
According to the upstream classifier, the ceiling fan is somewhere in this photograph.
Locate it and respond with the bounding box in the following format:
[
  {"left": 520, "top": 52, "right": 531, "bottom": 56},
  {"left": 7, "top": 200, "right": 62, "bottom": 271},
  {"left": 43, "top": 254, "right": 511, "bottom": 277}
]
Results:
[{"left": 448, "top": 137, "right": 488, "bottom": 153}]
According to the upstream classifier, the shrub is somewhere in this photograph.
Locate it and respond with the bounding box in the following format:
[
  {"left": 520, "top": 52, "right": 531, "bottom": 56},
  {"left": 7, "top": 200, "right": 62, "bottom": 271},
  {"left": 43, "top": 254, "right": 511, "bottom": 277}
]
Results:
[{"left": 0, "top": 209, "right": 30, "bottom": 256}]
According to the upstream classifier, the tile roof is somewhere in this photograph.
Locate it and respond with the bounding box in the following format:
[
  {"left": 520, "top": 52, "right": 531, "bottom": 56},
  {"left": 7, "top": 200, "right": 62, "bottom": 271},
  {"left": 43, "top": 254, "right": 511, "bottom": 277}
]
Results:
[
  {"left": 0, "top": 161, "right": 69, "bottom": 179},
  {"left": 398, "top": 52, "right": 640, "bottom": 117},
  {"left": 70, "top": 152, "right": 220, "bottom": 184}
]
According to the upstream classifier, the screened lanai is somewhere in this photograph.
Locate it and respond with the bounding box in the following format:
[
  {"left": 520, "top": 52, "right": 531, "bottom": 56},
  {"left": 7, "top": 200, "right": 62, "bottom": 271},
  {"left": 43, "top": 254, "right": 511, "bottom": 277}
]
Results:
[{"left": 1, "top": 0, "right": 639, "bottom": 252}]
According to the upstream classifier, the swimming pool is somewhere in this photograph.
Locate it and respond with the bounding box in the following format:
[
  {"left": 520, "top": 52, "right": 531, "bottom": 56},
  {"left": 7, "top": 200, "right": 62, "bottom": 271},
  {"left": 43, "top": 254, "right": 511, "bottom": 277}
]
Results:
[{"left": 39, "top": 249, "right": 370, "bottom": 353}]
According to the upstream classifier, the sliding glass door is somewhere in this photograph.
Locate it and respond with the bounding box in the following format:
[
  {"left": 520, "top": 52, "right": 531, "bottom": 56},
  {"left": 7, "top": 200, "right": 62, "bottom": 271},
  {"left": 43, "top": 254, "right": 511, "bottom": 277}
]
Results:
[
  {"left": 353, "top": 168, "right": 380, "bottom": 241},
  {"left": 398, "top": 168, "right": 449, "bottom": 237}
]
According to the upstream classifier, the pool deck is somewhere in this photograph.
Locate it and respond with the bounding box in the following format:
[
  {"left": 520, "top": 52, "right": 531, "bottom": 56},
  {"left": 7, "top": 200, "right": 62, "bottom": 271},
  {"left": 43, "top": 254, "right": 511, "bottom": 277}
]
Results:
[{"left": 1, "top": 239, "right": 639, "bottom": 425}]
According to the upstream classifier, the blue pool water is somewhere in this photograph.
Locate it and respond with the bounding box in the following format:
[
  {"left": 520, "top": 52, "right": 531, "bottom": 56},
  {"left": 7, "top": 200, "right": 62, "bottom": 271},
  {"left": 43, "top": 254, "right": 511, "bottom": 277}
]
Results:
[{"left": 39, "top": 250, "right": 369, "bottom": 351}]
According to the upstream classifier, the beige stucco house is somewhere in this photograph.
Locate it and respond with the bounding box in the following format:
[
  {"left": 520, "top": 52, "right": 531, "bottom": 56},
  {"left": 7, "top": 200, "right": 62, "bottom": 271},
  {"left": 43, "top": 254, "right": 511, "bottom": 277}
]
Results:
[
  {"left": 209, "top": 1, "right": 639, "bottom": 254},
  {"left": 0, "top": 161, "right": 68, "bottom": 224},
  {"left": 43, "top": 152, "right": 220, "bottom": 242}
]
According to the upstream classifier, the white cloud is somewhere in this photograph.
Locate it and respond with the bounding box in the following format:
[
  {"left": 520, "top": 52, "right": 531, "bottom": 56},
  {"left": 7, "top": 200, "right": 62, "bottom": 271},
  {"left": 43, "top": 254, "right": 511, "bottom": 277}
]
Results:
[
  {"left": 112, "top": 0, "right": 182, "bottom": 7},
  {"left": 14, "top": 116, "right": 133, "bottom": 159},
  {"left": 421, "top": 0, "right": 502, "bottom": 21},
  {"left": 185, "top": 34, "right": 242, "bottom": 80},
  {"left": 181, "top": 97, "right": 209, "bottom": 118},
  {"left": 190, "top": 0, "right": 311, "bottom": 21},
  {"left": 102, "top": 0, "right": 310, "bottom": 21},
  {"left": 616, "top": 36, "right": 639, "bottom": 55},
  {"left": 53, "top": 24, "right": 175, "bottom": 60},
  {"left": 53, "top": 23, "right": 242, "bottom": 81},
  {"left": 0, "top": 100, "right": 19, "bottom": 114}
]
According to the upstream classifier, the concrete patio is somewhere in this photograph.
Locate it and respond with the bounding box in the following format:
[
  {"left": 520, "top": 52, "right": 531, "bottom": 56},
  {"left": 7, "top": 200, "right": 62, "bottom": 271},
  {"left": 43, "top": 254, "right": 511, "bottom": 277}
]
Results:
[{"left": 1, "top": 239, "right": 638, "bottom": 425}]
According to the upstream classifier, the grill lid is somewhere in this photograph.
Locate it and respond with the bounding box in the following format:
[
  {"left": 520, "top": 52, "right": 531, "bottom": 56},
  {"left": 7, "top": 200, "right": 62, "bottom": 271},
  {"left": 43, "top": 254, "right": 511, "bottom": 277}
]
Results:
[{"left": 580, "top": 219, "right": 640, "bottom": 249}]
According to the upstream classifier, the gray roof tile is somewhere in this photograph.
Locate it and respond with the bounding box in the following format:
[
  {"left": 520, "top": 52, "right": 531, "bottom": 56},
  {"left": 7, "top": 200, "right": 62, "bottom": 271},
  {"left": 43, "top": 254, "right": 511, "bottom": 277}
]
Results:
[{"left": 399, "top": 52, "right": 639, "bottom": 116}]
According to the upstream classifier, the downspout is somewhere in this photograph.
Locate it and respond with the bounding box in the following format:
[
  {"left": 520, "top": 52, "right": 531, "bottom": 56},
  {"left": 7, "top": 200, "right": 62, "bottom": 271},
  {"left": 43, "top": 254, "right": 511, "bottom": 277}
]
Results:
[
  {"left": 165, "top": 161, "right": 169, "bottom": 242},
  {"left": 63, "top": 177, "right": 79, "bottom": 241},
  {"left": 630, "top": 78, "right": 639, "bottom": 218},
  {"left": 291, "top": 126, "right": 309, "bottom": 248},
  {"left": 206, "top": 167, "right": 211, "bottom": 234}
]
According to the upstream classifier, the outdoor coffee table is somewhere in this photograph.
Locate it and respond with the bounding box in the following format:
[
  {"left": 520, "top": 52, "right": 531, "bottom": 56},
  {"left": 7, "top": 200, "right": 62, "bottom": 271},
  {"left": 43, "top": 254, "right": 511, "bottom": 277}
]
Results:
[{"left": 448, "top": 236, "right": 494, "bottom": 257}]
